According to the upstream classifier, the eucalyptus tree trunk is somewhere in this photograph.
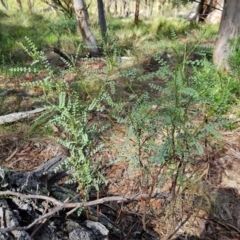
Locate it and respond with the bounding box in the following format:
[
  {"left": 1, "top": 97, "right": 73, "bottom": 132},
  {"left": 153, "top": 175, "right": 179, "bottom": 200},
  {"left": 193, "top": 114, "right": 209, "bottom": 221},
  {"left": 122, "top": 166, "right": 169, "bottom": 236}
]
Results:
[
  {"left": 120, "top": 0, "right": 126, "bottom": 15},
  {"left": 158, "top": 0, "right": 162, "bottom": 15},
  {"left": 134, "top": 0, "right": 140, "bottom": 24},
  {"left": 97, "top": 0, "right": 107, "bottom": 40},
  {"left": 126, "top": 0, "right": 130, "bottom": 15},
  {"left": 213, "top": 0, "right": 240, "bottom": 71},
  {"left": 27, "top": 0, "right": 34, "bottom": 13},
  {"left": 73, "top": 0, "right": 99, "bottom": 53},
  {"left": 145, "top": 0, "right": 148, "bottom": 15},
  {"left": 106, "top": 0, "right": 112, "bottom": 13},
  {"left": 114, "top": 0, "right": 117, "bottom": 15},
  {"left": 150, "top": 0, "right": 154, "bottom": 16},
  {"left": 0, "top": 0, "right": 8, "bottom": 10},
  {"left": 16, "top": 0, "right": 22, "bottom": 11}
]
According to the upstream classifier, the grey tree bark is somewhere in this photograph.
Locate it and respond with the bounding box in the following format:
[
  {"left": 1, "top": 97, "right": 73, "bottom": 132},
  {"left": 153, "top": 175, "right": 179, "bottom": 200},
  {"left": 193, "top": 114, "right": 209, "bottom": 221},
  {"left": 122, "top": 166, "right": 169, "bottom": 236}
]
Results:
[
  {"left": 213, "top": 0, "right": 240, "bottom": 70},
  {"left": 97, "top": 0, "right": 107, "bottom": 40},
  {"left": 134, "top": 0, "right": 140, "bottom": 24},
  {"left": 73, "top": 0, "right": 99, "bottom": 53}
]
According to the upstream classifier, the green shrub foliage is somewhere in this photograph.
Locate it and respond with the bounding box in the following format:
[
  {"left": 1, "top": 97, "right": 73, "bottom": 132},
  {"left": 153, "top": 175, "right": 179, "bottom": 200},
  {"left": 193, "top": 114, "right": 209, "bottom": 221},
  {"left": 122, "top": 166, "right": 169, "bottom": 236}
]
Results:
[{"left": 13, "top": 32, "right": 233, "bottom": 204}]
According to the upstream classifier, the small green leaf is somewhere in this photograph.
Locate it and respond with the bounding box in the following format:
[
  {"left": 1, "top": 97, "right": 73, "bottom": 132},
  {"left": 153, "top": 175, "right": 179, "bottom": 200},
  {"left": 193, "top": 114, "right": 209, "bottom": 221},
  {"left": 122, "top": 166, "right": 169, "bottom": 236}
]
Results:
[{"left": 205, "top": 124, "right": 222, "bottom": 138}]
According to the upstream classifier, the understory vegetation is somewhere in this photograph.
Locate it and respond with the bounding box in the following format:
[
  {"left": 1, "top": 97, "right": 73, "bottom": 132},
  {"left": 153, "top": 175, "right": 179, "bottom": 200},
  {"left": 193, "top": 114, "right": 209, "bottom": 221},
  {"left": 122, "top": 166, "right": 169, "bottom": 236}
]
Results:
[{"left": 1, "top": 2, "right": 240, "bottom": 239}]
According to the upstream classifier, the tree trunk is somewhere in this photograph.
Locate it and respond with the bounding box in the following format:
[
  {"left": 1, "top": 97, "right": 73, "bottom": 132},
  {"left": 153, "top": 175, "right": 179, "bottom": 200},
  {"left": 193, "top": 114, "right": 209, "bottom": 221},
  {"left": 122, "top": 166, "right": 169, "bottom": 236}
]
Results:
[
  {"left": 114, "top": 0, "right": 117, "bottom": 15},
  {"left": 97, "top": 0, "right": 107, "bottom": 40},
  {"left": 158, "top": 0, "right": 162, "bottom": 15},
  {"left": 73, "top": 0, "right": 99, "bottom": 53},
  {"left": 126, "top": 0, "right": 130, "bottom": 16},
  {"left": 213, "top": 0, "right": 240, "bottom": 70},
  {"left": 27, "top": 0, "right": 34, "bottom": 13},
  {"left": 150, "top": 0, "right": 154, "bottom": 16},
  {"left": 106, "top": 0, "right": 112, "bottom": 13},
  {"left": 1, "top": 0, "right": 8, "bottom": 10},
  {"left": 134, "top": 0, "right": 140, "bottom": 24},
  {"left": 16, "top": 0, "right": 23, "bottom": 11},
  {"left": 145, "top": 0, "right": 148, "bottom": 15},
  {"left": 123, "top": 0, "right": 126, "bottom": 15}
]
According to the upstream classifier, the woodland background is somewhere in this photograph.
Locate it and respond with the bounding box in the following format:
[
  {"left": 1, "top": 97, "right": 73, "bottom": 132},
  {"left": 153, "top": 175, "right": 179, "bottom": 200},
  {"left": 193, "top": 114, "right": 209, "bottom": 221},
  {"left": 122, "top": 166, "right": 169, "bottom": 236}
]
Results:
[{"left": 1, "top": 0, "right": 240, "bottom": 239}]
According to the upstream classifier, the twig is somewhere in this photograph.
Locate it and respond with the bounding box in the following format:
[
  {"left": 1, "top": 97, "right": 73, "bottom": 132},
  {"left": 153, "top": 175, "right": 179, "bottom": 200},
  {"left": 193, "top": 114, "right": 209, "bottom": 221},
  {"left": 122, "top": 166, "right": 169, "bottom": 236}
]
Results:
[
  {"left": 0, "top": 205, "right": 63, "bottom": 232},
  {"left": 171, "top": 160, "right": 183, "bottom": 201},
  {"left": 0, "top": 191, "right": 63, "bottom": 206},
  {"left": 97, "top": 189, "right": 100, "bottom": 221},
  {"left": 30, "top": 200, "right": 50, "bottom": 238},
  {"left": 0, "top": 190, "right": 171, "bottom": 232},
  {"left": 209, "top": 217, "right": 240, "bottom": 234},
  {"left": 166, "top": 214, "right": 192, "bottom": 240},
  {"left": 4, "top": 147, "right": 18, "bottom": 162}
]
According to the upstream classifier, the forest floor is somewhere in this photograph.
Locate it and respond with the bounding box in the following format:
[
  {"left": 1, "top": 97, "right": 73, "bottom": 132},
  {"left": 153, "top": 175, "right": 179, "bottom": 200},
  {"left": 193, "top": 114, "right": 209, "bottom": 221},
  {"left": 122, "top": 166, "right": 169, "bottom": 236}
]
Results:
[
  {"left": 1, "top": 52, "right": 240, "bottom": 240},
  {"left": 1, "top": 108, "right": 240, "bottom": 240}
]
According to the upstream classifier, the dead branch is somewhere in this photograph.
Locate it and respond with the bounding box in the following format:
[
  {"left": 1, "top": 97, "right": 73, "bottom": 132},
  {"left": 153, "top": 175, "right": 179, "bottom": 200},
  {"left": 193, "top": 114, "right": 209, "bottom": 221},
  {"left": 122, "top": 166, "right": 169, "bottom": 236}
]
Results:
[
  {"left": 0, "top": 108, "right": 45, "bottom": 124},
  {"left": 0, "top": 190, "right": 171, "bottom": 233},
  {"left": 0, "top": 205, "right": 63, "bottom": 233},
  {"left": 0, "top": 89, "right": 32, "bottom": 97},
  {"left": 53, "top": 47, "right": 73, "bottom": 66},
  {"left": 210, "top": 217, "right": 240, "bottom": 234}
]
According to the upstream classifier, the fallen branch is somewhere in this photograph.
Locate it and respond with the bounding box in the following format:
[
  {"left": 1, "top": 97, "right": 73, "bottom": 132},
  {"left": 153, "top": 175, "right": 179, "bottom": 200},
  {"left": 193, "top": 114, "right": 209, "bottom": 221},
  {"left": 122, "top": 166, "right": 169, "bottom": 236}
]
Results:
[
  {"left": 208, "top": 217, "right": 240, "bottom": 235},
  {"left": 0, "top": 191, "right": 127, "bottom": 232},
  {"left": 53, "top": 47, "right": 73, "bottom": 66},
  {"left": 0, "top": 89, "right": 32, "bottom": 97},
  {"left": 0, "top": 205, "right": 63, "bottom": 233},
  {"left": 0, "top": 108, "right": 45, "bottom": 124},
  {"left": 0, "top": 190, "right": 171, "bottom": 233}
]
